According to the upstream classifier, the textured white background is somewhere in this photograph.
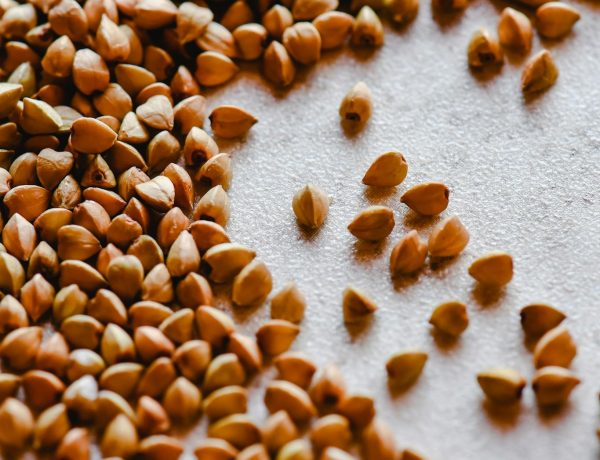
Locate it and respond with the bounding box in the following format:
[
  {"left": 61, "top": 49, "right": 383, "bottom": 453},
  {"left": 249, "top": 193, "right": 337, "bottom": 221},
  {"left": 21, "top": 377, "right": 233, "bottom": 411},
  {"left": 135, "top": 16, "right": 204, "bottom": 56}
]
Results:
[{"left": 196, "top": 1, "right": 600, "bottom": 458}]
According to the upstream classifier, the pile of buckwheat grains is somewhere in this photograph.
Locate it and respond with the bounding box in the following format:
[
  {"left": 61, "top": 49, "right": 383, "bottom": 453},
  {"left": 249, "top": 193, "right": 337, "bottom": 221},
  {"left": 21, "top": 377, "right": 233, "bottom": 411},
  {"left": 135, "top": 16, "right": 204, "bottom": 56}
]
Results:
[{"left": 0, "top": 0, "right": 586, "bottom": 455}]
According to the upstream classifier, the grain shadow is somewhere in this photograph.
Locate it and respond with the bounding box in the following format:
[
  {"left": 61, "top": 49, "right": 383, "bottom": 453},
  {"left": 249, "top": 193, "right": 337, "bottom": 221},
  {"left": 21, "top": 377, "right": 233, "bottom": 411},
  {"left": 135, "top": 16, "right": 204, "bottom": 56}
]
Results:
[
  {"left": 469, "top": 63, "right": 504, "bottom": 84},
  {"left": 363, "top": 186, "right": 397, "bottom": 204},
  {"left": 470, "top": 283, "right": 506, "bottom": 308},
  {"left": 522, "top": 334, "right": 538, "bottom": 353},
  {"left": 482, "top": 399, "right": 521, "bottom": 429},
  {"left": 391, "top": 271, "right": 423, "bottom": 292},
  {"left": 352, "top": 238, "right": 390, "bottom": 262},
  {"left": 537, "top": 401, "right": 573, "bottom": 424},
  {"left": 431, "top": 8, "right": 464, "bottom": 30},
  {"left": 428, "top": 255, "right": 460, "bottom": 273},
  {"left": 295, "top": 223, "right": 323, "bottom": 243},
  {"left": 403, "top": 211, "right": 439, "bottom": 231},
  {"left": 348, "top": 46, "right": 380, "bottom": 64},
  {"left": 388, "top": 376, "right": 424, "bottom": 398},
  {"left": 430, "top": 328, "right": 462, "bottom": 352}
]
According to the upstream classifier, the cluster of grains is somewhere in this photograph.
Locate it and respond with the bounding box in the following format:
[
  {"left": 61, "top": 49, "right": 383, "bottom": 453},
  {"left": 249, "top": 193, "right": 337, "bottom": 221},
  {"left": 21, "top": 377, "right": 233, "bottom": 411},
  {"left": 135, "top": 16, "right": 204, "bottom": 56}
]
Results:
[
  {"left": 0, "top": 0, "right": 444, "bottom": 455},
  {"left": 478, "top": 305, "right": 578, "bottom": 407},
  {"left": 295, "top": 89, "right": 578, "bottom": 416},
  {"left": 467, "top": 3, "right": 580, "bottom": 94},
  {"left": 0, "top": 0, "right": 588, "bottom": 453}
]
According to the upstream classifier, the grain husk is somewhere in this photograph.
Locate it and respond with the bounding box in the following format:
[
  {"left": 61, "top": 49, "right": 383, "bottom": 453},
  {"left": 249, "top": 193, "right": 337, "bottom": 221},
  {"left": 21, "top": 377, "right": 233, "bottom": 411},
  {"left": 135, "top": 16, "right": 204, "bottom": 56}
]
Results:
[
  {"left": 429, "top": 301, "right": 469, "bottom": 337},
  {"left": 276, "top": 440, "right": 313, "bottom": 460},
  {"left": 88, "top": 288, "right": 128, "bottom": 326},
  {"left": 0, "top": 251, "right": 25, "bottom": 295},
  {"left": 274, "top": 351, "right": 317, "bottom": 389},
  {"left": 351, "top": 6, "right": 383, "bottom": 46},
  {"left": 221, "top": 0, "right": 254, "bottom": 31},
  {"left": 99, "top": 363, "right": 144, "bottom": 399},
  {"left": 498, "top": 7, "right": 532, "bottom": 52},
  {"left": 22, "top": 370, "right": 65, "bottom": 411},
  {"left": 177, "top": 2, "right": 213, "bottom": 43},
  {"left": 173, "top": 340, "right": 212, "bottom": 381},
  {"left": 73, "top": 49, "right": 110, "bottom": 95},
  {"left": 428, "top": 215, "right": 469, "bottom": 257},
  {"left": 197, "top": 153, "right": 233, "bottom": 190},
  {"left": 192, "top": 185, "right": 230, "bottom": 226},
  {"left": 401, "top": 182, "right": 449, "bottom": 216},
  {"left": 34, "top": 403, "right": 70, "bottom": 448},
  {"left": 0, "top": 326, "right": 42, "bottom": 370},
  {"left": 309, "top": 364, "right": 346, "bottom": 409},
  {"left": 56, "top": 428, "right": 90, "bottom": 460},
  {"left": 204, "top": 353, "right": 246, "bottom": 392},
  {"left": 195, "top": 51, "right": 239, "bottom": 87},
  {"left": 293, "top": 0, "right": 337, "bottom": 20},
  {"left": 263, "top": 41, "right": 296, "bottom": 87},
  {"left": 66, "top": 349, "right": 106, "bottom": 382},
  {"left": 227, "top": 333, "right": 263, "bottom": 373},
  {"left": 520, "top": 303, "right": 566, "bottom": 337},
  {"left": 203, "top": 385, "right": 248, "bottom": 420},
  {"left": 264, "top": 380, "right": 317, "bottom": 423},
  {"left": 310, "top": 414, "right": 352, "bottom": 451},
  {"left": 313, "top": 11, "right": 354, "bottom": 49},
  {"left": 536, "top": 2, "right": 579, "bottom": 39},
  {"left": 468, "top": 251, "right": 513, "bottom": 286},
  {"left": 196, "top": 22, "right": 238, "bottom": 58},
  {"left": 57, "top": 224, "right": 102, "bottom": 260},
  {"left": 532, "top": 366, "right": 580, "bottom": 406},
  {"left": 210, "top": 105, "right": 258, "bottom": 138},
  {"left": 533, "top": 325, "right": 576, "bottom": 368},
  {"left": 477, "top": 368, "right": 526, "bottom": 403},
  {"left": 35, "top": 332, "right": 69, "bottom": 377},
  {"left": 196, "top": 305, "right": 235, "bottom": 348},
  {"left": 143, "top": 264, "right": 174, "bottom": 303},
  {"left": 139, "top": 435, "right": 184, "bottom": 460},
  {"left": 3, "top": 212, "right": 36, "bottom": 261},
  {"left": 207, "top": 414, "right": 261, "bottom": 449},
  {"left": 233, "top": 23, "right": 268, "bottom": 60},
  {"left": 119, "top": 111, "right": 150, "bottom": 143},
  {"left": 386, "top": 350, "right": 428, "bottom": 387},
  {"left": 137, "top": 395, "right": 171, "bottom": 435},
  {"left": 283, "top": 22, "right": 321, "bottom": 65},
  {"left": 233, "top": 259, "right": 273, "bottom": 306},
  {"left": 0, "top": 398, "right": 34, "bottom": 448},
  {"left": 0, "top": 295, "right": 28, "bottom": 333},
  {"left": 101, "top": 413, "right": 138, "bottom": 458},
  {"left": 163, "top": 376, "right": 202, "bottom": 422},
  {"left": 70, "top": 117, "right": 117, "bottom": 154},
  {"left": 183, "top": 127, "right": 219, "bottom": 166},
  {"left": 467, "top": 29, "right": 503, "bottom": 68},
  {"left": 173, "top": 95, "right": 206, "bottom": 135},
  {"left": 339, "top": 81, "right": 372, "bottom": 123},
  {"left": 337, "top": 394, "right": 375, "bottom": 429},
  {"left": 292, "top": 184, "right": 329, "bottom": 229},
  {"left": 62, "top": 375, "right": 98, "bottom": 421},
  {"left": 521, "top": 50, "right": 558, "bottom": 94},
  {"left": 361, "top": 420, "right": 396, "bottom": 460},
  {"left": 147, "top": 132, "right": 181, "bottom": 175},
  {"left": 193, "top": 438, "right": 238, "bottom": 460},
  {"left": 271, "top": 281, "right": 306, "bottom": 323},
  {"left": 20, "top": 273, "right": 55, "bottom": 321},
  {"left": 262, "top": 5, "right": 293, "bottom": 39},
  {"left": 256, "top": 320, "right": 300, "bottom": 356},
  {"left": 390, "top": 230, "right": 427, "bottom": 275},
  {"left": 100, "top": 323, "right": 136, "bottom": 365}
]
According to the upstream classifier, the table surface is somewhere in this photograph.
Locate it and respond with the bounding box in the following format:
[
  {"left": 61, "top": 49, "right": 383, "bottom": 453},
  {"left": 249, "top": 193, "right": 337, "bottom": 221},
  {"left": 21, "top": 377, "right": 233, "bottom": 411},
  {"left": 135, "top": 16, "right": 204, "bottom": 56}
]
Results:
[{"left": 201, "top": 1, "right": 600, "bottom": 459}]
